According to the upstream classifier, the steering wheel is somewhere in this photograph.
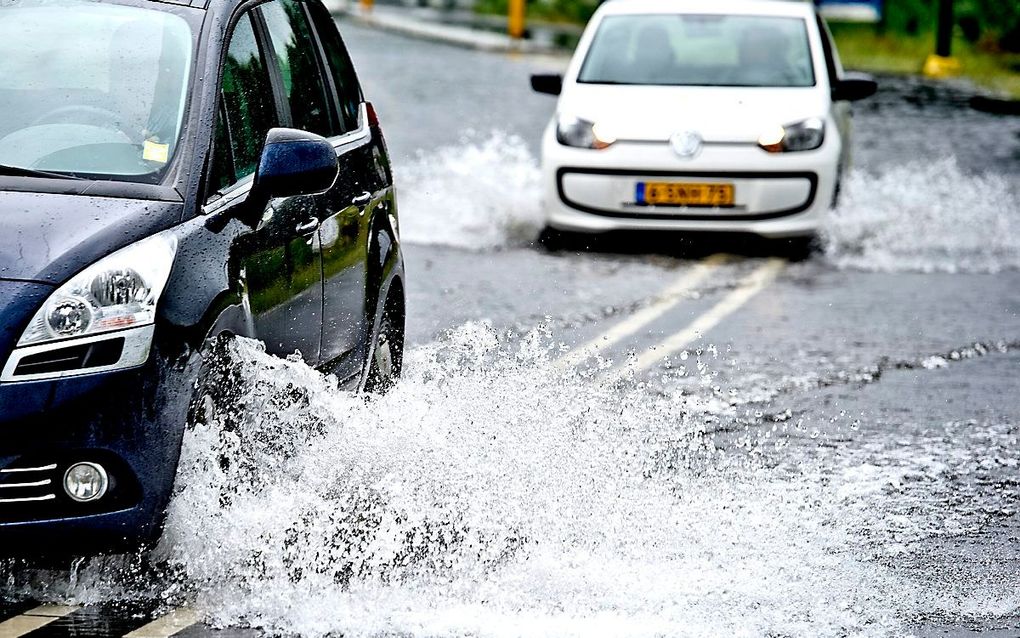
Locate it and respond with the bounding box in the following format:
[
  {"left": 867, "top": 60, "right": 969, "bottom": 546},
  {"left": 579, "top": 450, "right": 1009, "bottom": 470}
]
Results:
[{"left": 31, "top": 105, "right": 124, "bottom": 131}]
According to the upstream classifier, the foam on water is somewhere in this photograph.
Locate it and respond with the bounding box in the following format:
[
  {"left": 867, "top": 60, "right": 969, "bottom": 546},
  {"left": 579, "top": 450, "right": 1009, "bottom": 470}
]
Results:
[
  {"left": 397, "top": 132, "right": 544, "bottom": 250},
  {"left": 822, "top": 157, "right": 1020, "bottom": 273}
]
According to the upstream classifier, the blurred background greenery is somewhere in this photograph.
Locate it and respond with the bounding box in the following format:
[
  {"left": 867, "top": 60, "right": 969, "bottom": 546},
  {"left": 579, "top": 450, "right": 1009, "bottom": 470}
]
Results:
[
  {"left": 474, "top": 0, "right": 1020, "bottom": 96},
  {"left": 830, "top": 0, "right": 1020, "bottom": 97}
]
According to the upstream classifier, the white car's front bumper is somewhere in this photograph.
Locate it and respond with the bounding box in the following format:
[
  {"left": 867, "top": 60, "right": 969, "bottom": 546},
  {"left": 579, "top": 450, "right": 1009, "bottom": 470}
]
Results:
[{"left": 541, "top": 125, "right": 841, "bottom": 239}]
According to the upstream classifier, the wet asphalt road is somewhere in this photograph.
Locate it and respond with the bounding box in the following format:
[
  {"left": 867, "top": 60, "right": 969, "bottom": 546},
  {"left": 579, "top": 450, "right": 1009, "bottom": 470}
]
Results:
[
  {"left": 2, "top": 18, "right": 1020, "bottom": 638},
  {"left": 331, "top": 21, "right": 1020, "bottom": 636}
]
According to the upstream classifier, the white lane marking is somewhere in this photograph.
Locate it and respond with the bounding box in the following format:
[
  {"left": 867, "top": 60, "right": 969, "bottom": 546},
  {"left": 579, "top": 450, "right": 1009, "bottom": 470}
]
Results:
[
  {"left": 608, "top": 258, "right": 786, "bottom": 381},
  {"left": 0, "top": 605, "right": 78, "bottom": 638},
  {"left": 553, "top": 254, "right": 729, "bottom": 370},
  {"left": 123, "top": 608, "right": 201, "bottom": 638}
]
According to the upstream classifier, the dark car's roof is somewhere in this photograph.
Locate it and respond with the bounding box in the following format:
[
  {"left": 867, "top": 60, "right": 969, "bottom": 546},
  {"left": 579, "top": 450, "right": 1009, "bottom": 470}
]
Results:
[
  {"left": 144, "top": 0, "right": 207, "bottom": 8},
  {"left": 133, "top": 0, "right": 327, "bottom": 18},
  {"left": 192, "top": 0, "right": 286, "bottom": 13},
  {"left": 141, "top": 0, "right": 254, "bottom": 13}
]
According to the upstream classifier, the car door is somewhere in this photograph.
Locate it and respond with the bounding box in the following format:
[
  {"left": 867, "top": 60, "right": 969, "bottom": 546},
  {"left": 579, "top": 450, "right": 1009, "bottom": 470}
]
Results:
[
  {"left": 206, "top": 10, "right": 323, "bottom": 364},
  {"left": 262, "top": 0, "right": 374, "bottom": 381}
]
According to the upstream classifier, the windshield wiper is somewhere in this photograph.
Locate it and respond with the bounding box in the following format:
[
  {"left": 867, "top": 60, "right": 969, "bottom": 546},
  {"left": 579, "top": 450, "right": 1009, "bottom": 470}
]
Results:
[{"left": 0, "top": 163, "right": 85, "bottom": 180}]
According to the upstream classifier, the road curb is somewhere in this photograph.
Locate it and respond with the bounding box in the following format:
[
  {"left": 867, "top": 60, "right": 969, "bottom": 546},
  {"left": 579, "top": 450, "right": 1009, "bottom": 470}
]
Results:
[{"left": 327, "top": 1, "right": 560, "bottom": 54}]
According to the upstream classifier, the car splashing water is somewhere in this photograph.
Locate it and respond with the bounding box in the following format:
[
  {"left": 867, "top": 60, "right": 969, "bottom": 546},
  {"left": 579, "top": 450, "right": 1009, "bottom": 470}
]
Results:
[
  {"left": 3, "top": 328, "right": 1017, "bottom": 635},
  {"left": 395, "top": 131, "right": 1019, "bottom": 274},
  {"left": 142, "top": 327, "right": 915, "bottom": 636}
]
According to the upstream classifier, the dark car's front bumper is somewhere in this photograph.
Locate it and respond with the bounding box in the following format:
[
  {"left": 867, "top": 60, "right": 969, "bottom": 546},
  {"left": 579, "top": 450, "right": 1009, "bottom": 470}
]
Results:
[{"left": 0, "top": 354, "right": 189, "bottom": 555}]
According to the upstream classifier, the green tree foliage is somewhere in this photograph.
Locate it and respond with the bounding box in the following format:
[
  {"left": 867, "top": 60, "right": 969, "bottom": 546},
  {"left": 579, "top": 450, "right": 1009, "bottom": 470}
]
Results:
[
  {"left": 475, "top": 0, "right": 599, "bottom": 24},
  {"left": 957, "top": 0, "right": 1020, "bottom": 51},
  {"left": 885, "top": 0, "right": 1020, "bottom": 49},
  {"left": 476, "top": 0, "right": 1020, "bottom": 51},
  {"left": 866, "top": 0, "right": 1017, "bottom": 51}
]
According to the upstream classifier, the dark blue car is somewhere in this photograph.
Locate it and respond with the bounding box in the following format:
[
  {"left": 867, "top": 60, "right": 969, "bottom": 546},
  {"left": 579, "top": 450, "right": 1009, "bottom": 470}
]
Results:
[{"left": 0, "top": 0, "right": 405, "bottom": 553}]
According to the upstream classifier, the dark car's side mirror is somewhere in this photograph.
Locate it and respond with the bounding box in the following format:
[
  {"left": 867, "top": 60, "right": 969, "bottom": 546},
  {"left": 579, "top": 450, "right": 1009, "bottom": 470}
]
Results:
[
  {"left": 250, "top": 127, "right": 338, "bottom": 206},
  {"left": 531, "top": 73, "right": 563, "bottom": 96},
  {"left": 832, "top": 73, "right": 878, "bottom": 102}
]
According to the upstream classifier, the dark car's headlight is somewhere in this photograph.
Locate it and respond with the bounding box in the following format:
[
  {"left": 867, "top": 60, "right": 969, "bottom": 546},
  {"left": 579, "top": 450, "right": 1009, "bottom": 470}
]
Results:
[
  {"left": 758, "top": 118, "right": 825, "bottom": 153},
  {"left": 19, "top": 232, "right": 177, "bottom": 346},
  {"left": 556, "top": 114, "right": 616, "bottom": 150},
  {"left": 2, "top": 232, "right": 177, "bottom": 382}
]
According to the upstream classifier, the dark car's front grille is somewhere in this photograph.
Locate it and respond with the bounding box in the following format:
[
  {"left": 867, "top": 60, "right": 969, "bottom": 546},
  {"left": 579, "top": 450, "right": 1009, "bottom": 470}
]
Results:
[
  {"left": 0, "top": 462, "right": 58, "bottom": 505},
  {"left": 0, "top": 455, "right": 141, "bottom": 524},
  {"left": 12, "top": 338, "right": 124, "bottom": 377}
]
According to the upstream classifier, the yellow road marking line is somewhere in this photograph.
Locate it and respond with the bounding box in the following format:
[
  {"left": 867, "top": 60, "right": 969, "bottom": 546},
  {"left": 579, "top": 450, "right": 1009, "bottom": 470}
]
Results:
[
  {"left": 554, "top": 253, "right": 729, "bottom": 370},
  {"left": 608, "top": 258, "right": 786, "bottom": 381},
  {"left": 123, "top": 608, "right": 202, "bottom": 638},
  {"left": 0, "top": 605, "right": 78, "bottom": 638}
]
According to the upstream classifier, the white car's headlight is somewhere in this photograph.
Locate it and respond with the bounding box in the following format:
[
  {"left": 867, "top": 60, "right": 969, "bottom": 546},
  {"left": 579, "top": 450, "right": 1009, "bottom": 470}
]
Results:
[
  {"left": 18, "top": 232, "right": 178, "bottom": 347},
  {"left": 556, "top": 114, "right": 616, "bottom": 150},
  {"left": 758, "top": 117, "right": 825, "bottom": 153}
]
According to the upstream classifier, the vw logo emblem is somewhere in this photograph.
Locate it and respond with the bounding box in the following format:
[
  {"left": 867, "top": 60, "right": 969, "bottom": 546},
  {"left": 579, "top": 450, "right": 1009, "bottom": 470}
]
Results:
[{"left": 670, "top": 131, "right": 703, "bottom": 158}]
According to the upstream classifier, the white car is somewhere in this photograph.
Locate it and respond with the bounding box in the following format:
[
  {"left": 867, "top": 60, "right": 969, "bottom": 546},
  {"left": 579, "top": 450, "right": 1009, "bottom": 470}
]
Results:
[{"left": 532, "top": 0, "right": 876, "bottom": 245}]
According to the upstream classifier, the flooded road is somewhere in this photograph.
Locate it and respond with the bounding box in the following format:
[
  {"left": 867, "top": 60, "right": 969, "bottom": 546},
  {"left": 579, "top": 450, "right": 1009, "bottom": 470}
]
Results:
[{"left": 2, "top": 19, "right": 1020, "bottom": 638}]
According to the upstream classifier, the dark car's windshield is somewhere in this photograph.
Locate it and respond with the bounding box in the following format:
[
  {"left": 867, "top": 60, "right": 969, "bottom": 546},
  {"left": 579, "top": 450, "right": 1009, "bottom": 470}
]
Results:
[
  {"left": 0, "top": 0, "right": 194, "bottom": 183},
  {"left": 578, "top": 14, "right": 816, "bottom": 88}
]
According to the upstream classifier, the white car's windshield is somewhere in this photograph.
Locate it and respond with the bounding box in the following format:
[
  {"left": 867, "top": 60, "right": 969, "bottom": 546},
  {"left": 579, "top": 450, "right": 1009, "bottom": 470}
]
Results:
[
  {"left": 578, "top": 14, "right": 816, "bottom": 88},
  {"left": 0, "top": 0, "right": 194, "bottom": 182}
]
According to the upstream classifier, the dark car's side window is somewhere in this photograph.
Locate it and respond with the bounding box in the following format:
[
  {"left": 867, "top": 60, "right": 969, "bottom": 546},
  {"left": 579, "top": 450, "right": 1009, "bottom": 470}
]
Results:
[
  {"left": 261, "top": 0, "right": 334, "bottom": 137},
  {"left": 307, "top": 1, "right": 362, "bottom": 133},
  {"left": 211, "top": 13, "right": 279, "bottom": 193}
]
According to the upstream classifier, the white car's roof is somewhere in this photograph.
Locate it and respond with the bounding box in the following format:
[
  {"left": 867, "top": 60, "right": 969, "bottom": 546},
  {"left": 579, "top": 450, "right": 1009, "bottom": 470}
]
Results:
[{"left": 596, "top": 0, "right": 817, "bottom": 18}]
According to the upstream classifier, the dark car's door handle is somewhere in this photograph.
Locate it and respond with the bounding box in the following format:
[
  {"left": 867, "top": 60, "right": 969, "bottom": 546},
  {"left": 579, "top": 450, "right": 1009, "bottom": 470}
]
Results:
[
  {"left": 295, "top": 218, "right": 319, "bottom": 235},
  {"left": 351, "top": 191, "right": 372, "bottom": 207}
]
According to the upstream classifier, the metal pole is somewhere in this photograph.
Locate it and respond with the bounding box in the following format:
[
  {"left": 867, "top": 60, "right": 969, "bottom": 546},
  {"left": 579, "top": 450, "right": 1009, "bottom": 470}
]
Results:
[
  {"left": 923, "top": 0, "right": 959, "bottom": 77},
  {"left": 936, "top": 0, "right": 953, "bottom": 57},
  {"left": 509, "top": 0, "right": 525, "bottom": 39}
]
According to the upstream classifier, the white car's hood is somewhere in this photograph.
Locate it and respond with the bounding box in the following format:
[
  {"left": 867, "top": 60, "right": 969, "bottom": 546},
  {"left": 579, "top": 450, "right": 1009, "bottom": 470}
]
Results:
[{"left": 558, "top": 84, "right": 830, "bottom": 143}]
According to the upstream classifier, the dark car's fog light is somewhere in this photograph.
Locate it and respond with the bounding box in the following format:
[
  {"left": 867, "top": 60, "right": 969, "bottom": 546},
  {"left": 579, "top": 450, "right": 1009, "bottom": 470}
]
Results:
[{"left": 63, "top": 462, "right": 109, "bottom": 502}]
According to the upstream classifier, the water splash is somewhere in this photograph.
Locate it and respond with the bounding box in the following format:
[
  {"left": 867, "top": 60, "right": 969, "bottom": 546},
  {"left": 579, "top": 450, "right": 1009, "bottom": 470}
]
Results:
[
  {"left": 147, "top": 326, "right": 918, "bottom": 637},
  {"left": 397, "top": 132, "right": 543, "bottom": 250},
  {"left": 823, "top": 157, "right": 1020, "bottom": 273},
  {"left": 3, "top": 328, "right": 1018, "bottom": 634},
  {"left": 395, "top": 138, "right": 1019, "bottom": 273}
]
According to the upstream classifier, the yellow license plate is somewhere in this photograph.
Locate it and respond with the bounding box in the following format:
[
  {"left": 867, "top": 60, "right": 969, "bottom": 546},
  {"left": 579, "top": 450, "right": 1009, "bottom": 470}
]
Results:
[{"left": 638, "top": 182, "right": 735, "bottom": 207}]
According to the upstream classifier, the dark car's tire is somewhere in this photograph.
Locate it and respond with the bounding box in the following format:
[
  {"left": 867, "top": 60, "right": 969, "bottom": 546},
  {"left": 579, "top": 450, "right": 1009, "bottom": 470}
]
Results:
[
  {"left": 183, "top": 334, "right": 247, "bottom": 430},
  {"left": 364, "top": 287, "right": 404, "bottom": 394}
]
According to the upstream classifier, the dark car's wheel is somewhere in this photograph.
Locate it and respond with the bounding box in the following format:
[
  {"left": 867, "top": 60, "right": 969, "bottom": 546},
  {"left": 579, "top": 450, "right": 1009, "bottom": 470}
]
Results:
[
  {"left": 364, "top": 287, "right": 404, "bottom": 393},
  {"left": 184, "top": 334, "right": 244, "bottom": 428}
]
